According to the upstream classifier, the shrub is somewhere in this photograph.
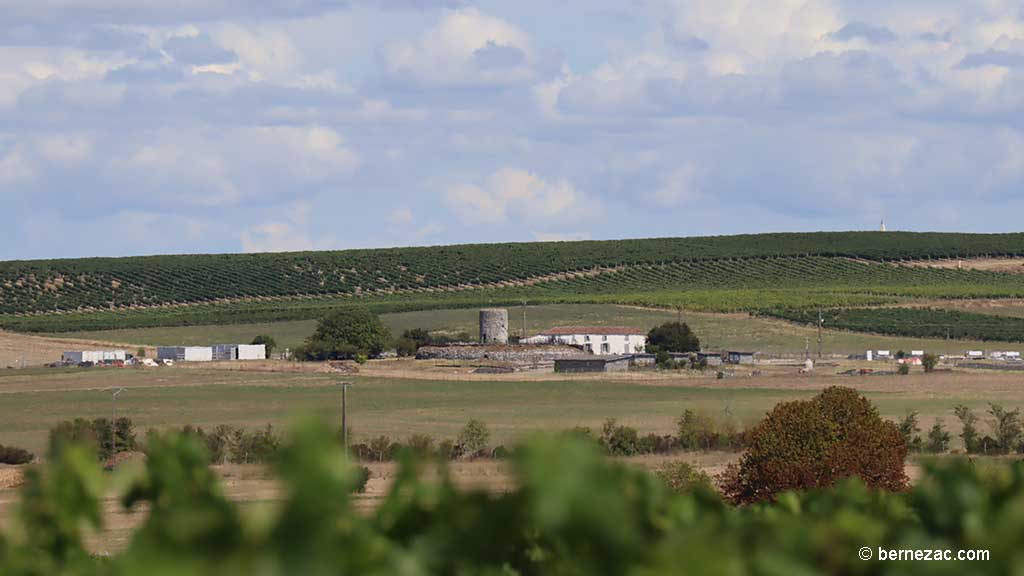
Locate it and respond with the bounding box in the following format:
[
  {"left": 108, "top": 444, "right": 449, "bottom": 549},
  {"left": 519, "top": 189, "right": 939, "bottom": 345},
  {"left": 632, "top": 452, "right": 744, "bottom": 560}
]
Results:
[
  {"left": 599, "top": 419, "right": 640, "bottom": 456},
  {"left": 394, "top": 338, "right": 419, "bottom": 358},
  {"left": 922, "top": 353, "right": 939, "bottom": 373},
  {"left": 897, "top": 363, "right": 910, "bottom": 376},
  {"left": 926, "top": 420, "right": 951, "bottom": 453},
  {"left": 646, "top": 322, "right": 700, "bottom": 354},
  {"left": 300, "top": 308, "right": 391, "bottom": 361},
  {"left": 368, "top": 435, "right": 393, "bottom": 462},
  {"left": 0, "top": 445, "right": 33, "bottom": 465},
  {"left": 721, "top": 386, "right": 908, "bottom": 504},
  {"left": 49, "top": 417, "right": 137, "bottom": 462},
  {"left": 457, "top": 420, "right": 490, "bottom": 456},
  {"left": 655, "top": 461, "right": 712, "bottom": 494},
  {"left": 406, "top": 433, "right": 435, "bottom": 456}
]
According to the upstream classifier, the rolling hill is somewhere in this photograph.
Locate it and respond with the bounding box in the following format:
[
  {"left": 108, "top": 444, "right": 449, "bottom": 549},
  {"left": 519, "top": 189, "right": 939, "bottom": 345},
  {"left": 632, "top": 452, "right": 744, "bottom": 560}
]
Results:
[{"left": 5, "top": 231, "right": 1024, "bottom": 338}]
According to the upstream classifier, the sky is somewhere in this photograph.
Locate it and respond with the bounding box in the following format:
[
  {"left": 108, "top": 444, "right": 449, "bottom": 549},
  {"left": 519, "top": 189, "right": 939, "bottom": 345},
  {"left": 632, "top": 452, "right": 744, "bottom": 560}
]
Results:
[{"left": 2, "top": 0, "right": 1024, "bottom": 260}]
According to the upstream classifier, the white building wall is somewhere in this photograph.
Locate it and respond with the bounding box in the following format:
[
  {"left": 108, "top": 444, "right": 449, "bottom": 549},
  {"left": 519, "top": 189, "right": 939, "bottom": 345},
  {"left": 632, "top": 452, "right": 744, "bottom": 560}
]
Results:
[
  {"left": 183, "top": 347, "right": 213, "bottom": 362},
  {"left": 531, "top": 333, "right": 647, "bottom": 355},
  {"left": 236, "top": 345, "right": 265, "bottom": 360},
  {"left": 63, "top": 350, "right": 126, "bottom": 363}
]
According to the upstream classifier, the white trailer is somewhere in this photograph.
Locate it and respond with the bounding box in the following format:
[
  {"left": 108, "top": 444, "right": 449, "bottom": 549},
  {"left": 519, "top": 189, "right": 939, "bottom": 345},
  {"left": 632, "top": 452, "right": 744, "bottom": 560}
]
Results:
[
  {"left": 212, "top": 344, "right": 267, "bottom": 360},
  {"left": 62, "top": 350, "right": 126, "bottom": 364}
]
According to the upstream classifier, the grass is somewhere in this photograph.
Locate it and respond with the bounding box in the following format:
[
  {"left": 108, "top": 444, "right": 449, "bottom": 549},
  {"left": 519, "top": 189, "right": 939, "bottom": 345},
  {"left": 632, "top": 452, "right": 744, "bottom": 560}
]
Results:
[
  {"left": 1, "top": 365, "right": 1019, "bottom": 455},
  {"left": 51, "top": 304, "right": 1016, "bottom": 356}
]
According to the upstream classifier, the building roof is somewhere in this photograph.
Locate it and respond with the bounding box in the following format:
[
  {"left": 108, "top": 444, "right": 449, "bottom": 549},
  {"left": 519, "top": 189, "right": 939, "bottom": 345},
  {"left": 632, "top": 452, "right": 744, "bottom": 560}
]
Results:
[{"left": 538, "top": 326, "right": 647, "bottom": 336}]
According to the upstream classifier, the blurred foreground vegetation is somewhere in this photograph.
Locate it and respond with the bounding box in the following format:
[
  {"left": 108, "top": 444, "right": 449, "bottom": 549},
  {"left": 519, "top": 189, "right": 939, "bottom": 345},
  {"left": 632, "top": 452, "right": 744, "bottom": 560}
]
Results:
[{"left": 2, "top": 418, "right": 1022, "bottom": 575}]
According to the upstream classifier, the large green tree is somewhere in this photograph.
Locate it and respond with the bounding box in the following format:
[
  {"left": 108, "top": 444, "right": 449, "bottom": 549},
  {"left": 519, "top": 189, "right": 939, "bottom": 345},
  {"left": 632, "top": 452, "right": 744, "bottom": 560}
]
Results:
[
  {"left": 300, "top": 308, "right": 391, "bottom": 361},
  {"left": 646, "top": 322, "right": 700, "bottom": 354}
]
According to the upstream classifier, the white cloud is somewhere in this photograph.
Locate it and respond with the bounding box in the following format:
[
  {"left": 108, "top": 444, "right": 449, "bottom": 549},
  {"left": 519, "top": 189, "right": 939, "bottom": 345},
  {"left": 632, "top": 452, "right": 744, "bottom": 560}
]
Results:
[
  {"left": 0, "top": 146, "right": 33, "bottom": 186},
  {"left": 389, "top": 207, "right": 414, "bottom": 224},
  {"left": 384, "top": 8, "right": 541, "bottom": 86},
  {"left": 646, "top": 164, "right": 702, "bottom": 208},
  {"left": 34, "top": 133, "right": 95, "bottom": 165},
  {"left": 445, "top": 168, "right": 590, "bottom": 225}
]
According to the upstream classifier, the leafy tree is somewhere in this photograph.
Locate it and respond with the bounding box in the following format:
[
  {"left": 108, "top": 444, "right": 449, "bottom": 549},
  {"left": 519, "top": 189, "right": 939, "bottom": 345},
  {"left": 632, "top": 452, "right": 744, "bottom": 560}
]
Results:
[
  {"left": 300, "top": 308, "right": 391, "bottom": 361},
  {"left": 921, "top": 353, "right": 939, "bottom": 373},
  {"left": 926, "top": 420, "right": 951, "bottom": 453},
  {"left": 721, "top": 386, "right": 908, "bottom": 504},
  {"left": 646, "top": 322, "right": 700, "bottom": 354},
  {"left": 897, "top": 411, "right": 923, "bottom": 452},
  {"left": 954, "top": 404, "right": 980, "bottom": 453},
  {"left": 676, "top": 410, "right": 718, "bottom": 452},
  {"left": 987, "top": 404, "right": 1022, "bottom": 454},
  {"left": 251, "top": 335, "right": 277, "bottom": 358},
  {"left": 897, "top": 363, "right": 910, "bottom": 375},
  {"left": 457, "top": 419, "right": 491, "bottom": 456}
]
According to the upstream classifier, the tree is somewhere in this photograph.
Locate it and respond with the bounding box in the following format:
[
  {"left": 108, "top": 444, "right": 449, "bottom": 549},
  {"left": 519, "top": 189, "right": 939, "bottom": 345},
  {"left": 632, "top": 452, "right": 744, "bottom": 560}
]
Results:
[
  {"left": 987, "top": 403, "right": 1022, "bottom": 454},
  {"left": 897, "top": 411, "right": 923, "bottom": 452},
  {"left": 251, "top": 335, "right": 277, "bottom": 358},
  {"left": 953, "top": 404, "right": 980, "bottom": 453},
  {"left": 921, "top": 353, "right": 939, "bottom": 373},
  {"left": 897, "top": 363, "right": 910, "bottom": 376},
  {"left": 925, "top": 420, "right": 951, "bottom": 453},
  {"left": 646, "top": 322, "right": 700, "bottom": 354},
  {"left": 300, "top": 308, "right": 391, "bottom": 361},
  {"left": 721, "top": 387, "right": 908, "bottom": 505}
]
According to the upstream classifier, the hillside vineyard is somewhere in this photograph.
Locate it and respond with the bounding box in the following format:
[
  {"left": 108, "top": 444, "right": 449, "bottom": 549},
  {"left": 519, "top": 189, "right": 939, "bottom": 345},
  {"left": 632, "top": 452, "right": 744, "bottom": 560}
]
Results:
[{"left": 6, "top": 232, "right": 1024, "bottom": 336}]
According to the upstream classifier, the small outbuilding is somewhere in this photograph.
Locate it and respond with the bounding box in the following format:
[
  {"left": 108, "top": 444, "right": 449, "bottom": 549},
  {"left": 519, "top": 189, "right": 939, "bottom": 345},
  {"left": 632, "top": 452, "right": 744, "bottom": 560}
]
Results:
[
  {"left": 696, "top": 352, "right": 724, "bottom": 367},
  {"left": 554, "top": 355, "right": 633, "bottom": 373},
  {"left": 726, "top": 351, "right": 757, "bottom": 365}
]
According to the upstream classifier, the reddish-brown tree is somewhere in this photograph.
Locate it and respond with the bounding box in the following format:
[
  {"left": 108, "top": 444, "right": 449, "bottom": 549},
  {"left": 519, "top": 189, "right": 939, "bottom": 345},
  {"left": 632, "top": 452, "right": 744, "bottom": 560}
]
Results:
[{"left": 721, "top": 386, "right": 908, "bottom": 504}]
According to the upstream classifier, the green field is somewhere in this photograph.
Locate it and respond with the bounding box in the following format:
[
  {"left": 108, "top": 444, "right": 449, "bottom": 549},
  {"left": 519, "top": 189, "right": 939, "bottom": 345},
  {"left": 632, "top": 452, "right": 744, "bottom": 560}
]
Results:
[
  {"left": 50, "top": 304, "right": 1011, "bottom": 355},
  {"left": 0, "top": 366, "right": 1016, "bottom": 455}
]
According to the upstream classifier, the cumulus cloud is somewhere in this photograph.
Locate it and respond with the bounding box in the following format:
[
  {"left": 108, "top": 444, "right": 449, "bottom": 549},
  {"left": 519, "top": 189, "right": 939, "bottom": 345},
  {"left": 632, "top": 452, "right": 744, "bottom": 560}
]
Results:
[
  {"left": 445, "top": 168, "right": 590, "bottom": 225},
  {"left": 163, "top": 32, "right": 237, "bottom": 66},
  {"left": 956, "top": 49, "right": 1024, "bottom": 69},
  {"left": 384, "top": 8, "right": 547, "bottom": 86},
  {"left": 829, "top": 22, "right": 898, "bottom": 44}
]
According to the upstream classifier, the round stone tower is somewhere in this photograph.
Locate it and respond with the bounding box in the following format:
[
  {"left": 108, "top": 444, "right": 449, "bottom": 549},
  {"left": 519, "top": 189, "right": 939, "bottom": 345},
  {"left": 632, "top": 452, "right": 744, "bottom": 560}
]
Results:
[{"left": 479, "top": 308, "right": 509, "bottom": 344}]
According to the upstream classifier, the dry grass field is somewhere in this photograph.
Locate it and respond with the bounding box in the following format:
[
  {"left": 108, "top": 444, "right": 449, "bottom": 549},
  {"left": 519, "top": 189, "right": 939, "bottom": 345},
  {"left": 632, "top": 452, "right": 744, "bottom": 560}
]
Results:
[
  {"left": 1, "top": 355, "right": 1018, "bottom": 553},
  {"left": 0, "top": 330, "right": 153, "bottom": 369}
]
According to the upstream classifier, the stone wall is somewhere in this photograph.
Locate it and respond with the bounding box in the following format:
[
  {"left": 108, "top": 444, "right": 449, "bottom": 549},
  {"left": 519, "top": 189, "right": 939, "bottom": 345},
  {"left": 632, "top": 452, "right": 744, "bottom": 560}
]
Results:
[{"left": 417, "top": 344, "right": 583, "bottom": 363}]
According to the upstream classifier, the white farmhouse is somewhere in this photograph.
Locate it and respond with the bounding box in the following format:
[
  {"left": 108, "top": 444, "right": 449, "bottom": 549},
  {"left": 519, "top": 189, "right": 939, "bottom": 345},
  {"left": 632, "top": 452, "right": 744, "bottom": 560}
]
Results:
[{"left": 522, "top": 326, "right": 648, "bottom": 355}]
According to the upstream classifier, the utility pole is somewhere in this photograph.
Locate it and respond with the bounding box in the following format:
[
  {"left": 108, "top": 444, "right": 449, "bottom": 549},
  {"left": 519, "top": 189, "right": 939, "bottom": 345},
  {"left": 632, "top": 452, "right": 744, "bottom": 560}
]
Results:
[
  {"left": 817, "top": 309, "right": 824, "bottom": 359},
  {"left": 107, "top": 387, "right": 125, "bottom": 469},
  {"left": 522, "top": 300, "right": 527, "bottom": 340},
  {"left": 340, "top": 382, "right": 352, "bottom": 451}
]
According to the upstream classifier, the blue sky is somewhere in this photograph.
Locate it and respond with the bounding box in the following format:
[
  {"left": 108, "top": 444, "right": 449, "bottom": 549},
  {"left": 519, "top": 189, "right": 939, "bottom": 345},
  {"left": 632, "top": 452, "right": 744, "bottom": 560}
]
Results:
[{"left": 3, "top": 0, "right": 1024, "bottom": 259}]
